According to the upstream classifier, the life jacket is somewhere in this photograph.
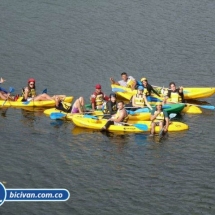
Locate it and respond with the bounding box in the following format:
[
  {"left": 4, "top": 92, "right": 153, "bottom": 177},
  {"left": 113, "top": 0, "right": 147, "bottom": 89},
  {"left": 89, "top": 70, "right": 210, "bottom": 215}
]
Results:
[
  {"left": 56, "top": 102, "right": 71, "bottom": 113},
  {"left": 22, "top": 88, "right": 36, "bottom": 98},
  {"left": 114, "top": 109, "right": 129, "bottom": 123},
  {"left": 168, "top": 90, "right": 182, "bottom": 103},
  {"left": 96, "top": 94, "right": 104, "bottom": 106},
  {"left": 134, "top": 94, "right": 145, "bottom": 105},
  {"left": 154, "top": 110, "right": 165, "bottom": 122},
  {"left": 102, "top": 101, "right": 117, "bottom": 114},
  {"left": 126, "top": 78, "right": 135, "bottom": 88}
]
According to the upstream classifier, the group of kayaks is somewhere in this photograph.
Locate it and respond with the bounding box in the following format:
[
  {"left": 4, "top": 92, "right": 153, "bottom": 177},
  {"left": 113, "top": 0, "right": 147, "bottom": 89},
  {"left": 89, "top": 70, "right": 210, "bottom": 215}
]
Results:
[
  {"left": 41, "top": 84, "right": 215, "bottom": 134},
  {"left": 1, "top": 84, "right": 215, "bottom": 134}
]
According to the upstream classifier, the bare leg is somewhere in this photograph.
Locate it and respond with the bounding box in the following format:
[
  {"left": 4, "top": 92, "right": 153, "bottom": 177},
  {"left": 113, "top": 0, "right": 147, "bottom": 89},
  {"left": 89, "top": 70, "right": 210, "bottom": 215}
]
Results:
[
  {"left": 72, "top": 97, "right": 85, "bottom": 113},
  {"left": 0, "top": 92, "right": 7, "bottom": 100},
  {"left": 33, "top": 94, "right": 54, "bottom": 101},
  {"left": 150, "top": 122, "right": 156, "bottom": 135}
]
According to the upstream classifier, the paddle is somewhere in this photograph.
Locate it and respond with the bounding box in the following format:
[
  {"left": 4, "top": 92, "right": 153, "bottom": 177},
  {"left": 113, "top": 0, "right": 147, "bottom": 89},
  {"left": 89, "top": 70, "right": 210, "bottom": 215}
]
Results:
[
  {"left": 83, "top": 114, "right": 111, "bottom": 119},
  {"left": 127, "top": 105, "right": 172, "bottom": 115},
  {"left": 50, "top": 112, "right": 66, "bottom": 120},
  {"left": 50, "top": 111, "right": 95, "bottom": 120},
  {"left": 22, "top": 89, "right": 48, "bottom": 105},
  {"left": 158, "top": 113, "right": 177, "bottom": 139},
  {"left": 2, "top": 87, "right": 15, "bottom": 107},
  {"left": 119, "top": 122, "right": 148, "bottom": 131},
  {"left": 183, "top": 103, "right": 215, "bottom": 110}
]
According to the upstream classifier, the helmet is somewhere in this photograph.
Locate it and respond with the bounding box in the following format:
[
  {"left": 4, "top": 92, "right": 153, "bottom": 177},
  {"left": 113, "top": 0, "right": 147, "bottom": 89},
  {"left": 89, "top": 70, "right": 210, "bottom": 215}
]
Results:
[
  {"left": 109, "top": 93, "right": 117, "bottom": 98},
  {"left": 155, "top": 102, "right": 162, "bottom": 106},
  {"left": 138, "top": 86, "right": 144, "bottom": 90},
  {"left": 141, "top": 77, "right": 147, "bottom": 82},
  {"left": 28, "top": 78, "right": 36, "bottom": 83},
  {"left": 95, "top": 84, "right": 101, "bottom": 89}
]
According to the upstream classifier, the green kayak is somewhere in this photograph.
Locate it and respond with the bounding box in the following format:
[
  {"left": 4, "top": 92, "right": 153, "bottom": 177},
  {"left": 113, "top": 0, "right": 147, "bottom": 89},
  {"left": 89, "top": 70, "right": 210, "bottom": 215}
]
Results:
[{"left": 85, "top": 103, "right": 185, "bottom": 114}]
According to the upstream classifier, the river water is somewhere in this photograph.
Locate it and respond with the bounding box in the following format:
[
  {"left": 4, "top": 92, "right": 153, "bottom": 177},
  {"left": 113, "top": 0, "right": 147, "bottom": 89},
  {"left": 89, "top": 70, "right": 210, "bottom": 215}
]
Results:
[{"left": 0, "top": 0, "right": 215, "bottom": 214}]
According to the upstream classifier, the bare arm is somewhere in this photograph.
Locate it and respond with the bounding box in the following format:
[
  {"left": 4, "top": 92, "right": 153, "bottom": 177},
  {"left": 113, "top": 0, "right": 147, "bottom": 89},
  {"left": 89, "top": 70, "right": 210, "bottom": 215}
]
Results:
[
  {"left": 110, "top": 77, "right": 120, "bottom": 86},
  {"left": 164, "top": 117, "right": 169, "bottom": 132},
  {"left": 112, "top": 110, "right": 126, "bottom": 123},
  {"left": 150, "top": 111, "right": 160, "bottom": 121},
  {"left": 143, "top": 95, "right": 152, "bottom": 110},
  {"left": 131, "top": 80, "right": 137, "bottom": 90},
  {"left": 0, "top": 77, "right": 6, "bottom": 84}
]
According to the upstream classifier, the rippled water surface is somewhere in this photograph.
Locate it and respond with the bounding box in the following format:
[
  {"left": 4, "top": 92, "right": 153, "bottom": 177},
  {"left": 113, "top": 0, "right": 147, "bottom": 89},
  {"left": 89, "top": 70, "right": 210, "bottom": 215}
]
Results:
[{"left": 0, "top": 0, "right": 215, "bottom": 214}]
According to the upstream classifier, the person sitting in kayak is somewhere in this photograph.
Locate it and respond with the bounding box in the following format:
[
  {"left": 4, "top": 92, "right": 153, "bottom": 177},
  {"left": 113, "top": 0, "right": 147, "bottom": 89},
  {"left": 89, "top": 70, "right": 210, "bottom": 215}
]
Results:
[
  {"left": 90, "top": 84, "right": 109, "bottom": 111},
  {"left": 22, "top": 78, "right": 65, "bottom": 102},
  {"left": 102, "top": 93, "right": 118, "bottom": 115},
  {"left": 0, "top": 77, "right": 9, "bottom": 100},
  {"left": 55, "top": 96, "right": 85, "bottom": 114},
  {"left": 150, "top": 102, "right": 169, "bottom": 136},
  {"left": 131, "top": 86, "right": 153, "bottom": 110},
  {"left": 164, "top": 82, "right": 184, "bottom": 104},
  {"left": 138, "top": 77, "right": 160, "bottom": 98},
  {"left": 101, "top": 101, "right": 129, "bottom": 131},
  {"left": 110, "top": 72, "right": 137, "bottom": 90},
  {"left": 0, "top": 77, "right": 19, "bottom": 101}
]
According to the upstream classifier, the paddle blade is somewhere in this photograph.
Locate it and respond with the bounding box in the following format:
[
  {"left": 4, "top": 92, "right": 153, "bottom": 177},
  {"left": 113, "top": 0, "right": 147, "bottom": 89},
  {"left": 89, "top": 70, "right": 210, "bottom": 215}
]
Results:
[
  {"left": 50, "top": 112, "right": 66, "bottom": 120},
  {"left": 147, "top": 96, "right": 162, "bottom": 102},
  {"left": 9, "top": 87, "right": 15, "bottom": 93},
  {"left": 133, "top": 123, "right": 148, "bottom": 131},
  {"left": 169, "top": 113, "right": 177, "bottom": 119},
  {"left": 22, "top": 101, "right": 31, "bottom": 105},
  {"left": 163, "top": 105, "right": 171, "bottom": 109},
  {"left": 42, "top": 89, "right": 47, "bottom": 94},
  {"left": 134, "top": 108, "right": 150, "bottom": 113},
  {"left": 199, "top": 105, "right": 215, "bottom": 110},
  {"left": 83, "top": 115, "right": 98, "bottom": 119},
  {"left": 112, "top": 88, "right": 126, "bottom": 93}
]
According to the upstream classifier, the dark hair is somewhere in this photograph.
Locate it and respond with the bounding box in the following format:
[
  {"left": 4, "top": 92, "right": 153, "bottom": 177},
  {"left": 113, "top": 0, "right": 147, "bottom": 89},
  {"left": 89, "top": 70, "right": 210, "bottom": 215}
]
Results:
[
  {"left": 169, "top": 82, "right": 176, "bottom": 87},
  {"left": 109, "top": 93, "right": 117, "bottom": 98},
  {"left": 121, "top": 72, "right": 127, "bottom": 76},
  {"left": 117, "top": 101, "right": 124, "bottom": 105}
]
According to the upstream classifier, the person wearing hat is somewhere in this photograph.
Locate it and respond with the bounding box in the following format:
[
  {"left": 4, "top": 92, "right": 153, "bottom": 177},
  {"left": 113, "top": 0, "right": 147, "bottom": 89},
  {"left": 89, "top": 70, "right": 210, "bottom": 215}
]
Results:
[
  {"left": 22, "top": 78, "right": 65, "bottom": 102},
  {"left": 131, "top": 86, "right": 153, "bottom": 110},
  {"left": 150, "top": 102, "right": 169, "bottom": 136},
  {"left": 110, "top": 72, "right": 137, "bottom": 90},
  {"left": 164, "top": 82, "right": 184, "bottom": 104},
  {"left": 90, "top": 84, "right": 109, "bottom": 111},
  {"left": 140, "top": 77, "right": 160, "bottom": 97},
  {"left": 102, "top": 93, "right": 118, "bottom": 116}
]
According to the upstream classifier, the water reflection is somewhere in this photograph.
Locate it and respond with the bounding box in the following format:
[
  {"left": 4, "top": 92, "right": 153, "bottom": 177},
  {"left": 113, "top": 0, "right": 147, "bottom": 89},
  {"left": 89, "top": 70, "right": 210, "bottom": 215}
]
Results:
[{"left": 0, "top": 108, "right": 8, "bottom": 117}]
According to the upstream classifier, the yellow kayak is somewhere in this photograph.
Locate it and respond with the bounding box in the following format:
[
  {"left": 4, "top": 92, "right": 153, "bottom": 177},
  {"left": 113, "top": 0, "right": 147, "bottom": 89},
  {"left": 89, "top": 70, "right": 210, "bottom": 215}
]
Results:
[
  {"left": 111, "top": 84, "right": 215, "bottom": 100},
  {"left": 181, "top": 104, "right": 202, "bottom": 114},
  {"left": 0, "top": 96, "right": 73, "bottom": 107},
  {"left": 44, "top": 108, "right": 151, "bottom": 121},
  {"left": 72, "top": 115, "right": 189, "bottom": 133}
]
